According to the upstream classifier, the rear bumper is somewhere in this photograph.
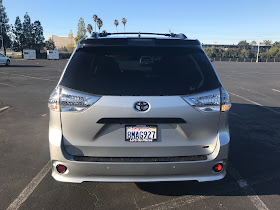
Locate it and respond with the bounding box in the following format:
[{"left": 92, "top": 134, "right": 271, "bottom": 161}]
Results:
[{"left": 49, "top": 129, "right": 230, "bottom": 183}]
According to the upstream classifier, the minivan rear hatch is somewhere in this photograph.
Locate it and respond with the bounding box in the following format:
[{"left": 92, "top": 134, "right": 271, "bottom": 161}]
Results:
[{"left": 59, "top": 44, "right": 221, "bottom": 158}]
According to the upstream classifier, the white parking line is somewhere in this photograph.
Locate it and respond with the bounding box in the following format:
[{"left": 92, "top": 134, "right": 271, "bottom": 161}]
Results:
[
  {"left": 4, "top": 90, "right": 275, "bottom": 210},
  {"left": 229, "top": 92, "right": 280, "bottom": 115},
  {"left": 228, "top": 165, "right": 268, "bottom": 210},
  {"left": 141, "top": 165, "right": 275, "bottom": 210},
  {"left": 141, "top": 195, "right": 207, "bottom": 210},
  {"left": 0, "top": 82, "right": 15, "bottom": 87},
  {"left": 0, "top": 106, "right": 11, "bottom": 112},
  {"left": 239, "top": 87, "right": 268, "bottom": 98},
  {"left": 6, "top": 161, "right": 51, "bottom": 210},
  {"left": 0, "top": 72, "right": 56, "bottom": 81},
  {"left": 272, "top": 88, "right": 280, "bottom": 93}
]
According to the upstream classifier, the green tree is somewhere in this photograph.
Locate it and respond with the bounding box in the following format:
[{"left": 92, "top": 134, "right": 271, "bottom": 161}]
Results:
[
  {"left": 23, "top": 13, "right": 33, "bottom": 49},
  {"left": 114, "top": 19, "right": 119, "bottom": 33},
  {"left": 203, "top": 47, "right": 223, "bottom": 58},
  {"left": 238, "top": 40, "right": 250, "bottom": 50},
  {"left": 263, "top": 40, "right": 272, "bottom": 45},
  {"left": 93, "top": 14, "right": 98, "bottom": 33},
  {"left": 101, "top": 30, "right": 107, "bottom": 33},
  {"left": 0, "top": 0, "right": 11, "bottom": 55},
  {"left": 239, "top": 49, "right": 250, "bottom": 58},
  {"left": 250, "top": 41, "right": 256, "bottom": 45},
  {"left": 87, "top": 24, "right": 93, "bottom": 35},
  {"left": 75, "top": 17, "right": 86, "bottom": 43},
  {"left": 32, "top": 20, "right": 44, "bottom": 53},
  {"left": 203, "top": 47, "right": 214, "bottom": 58},
  {"left": 272, "top": 41, "right": 280, "bottom": 48},
  {"left": 45, "top": 40, "right": 55, "bottom": 50},
  {"left": 12, "top": 16, "right": 24, "bottom": 57},
  {"left": 69, "top": 29, "right": 73, "bottom": 38},
  {"left": 260, "top": 44, "right": 280, "bottom": 59},
  {"left": 204, "top": 47, "right": 218, "bottom": 58},
  {"left": 66, "top": 43, "right": 75, "bottom": 52},
  {"left": 68, "top": 30, "right": 75, "bottom": 50},
  {"left": 122, "top": 18, "right": 127, "bottom": 32},
  {"left": 224, "top": 48, "right": 240, "bottom": 58}
]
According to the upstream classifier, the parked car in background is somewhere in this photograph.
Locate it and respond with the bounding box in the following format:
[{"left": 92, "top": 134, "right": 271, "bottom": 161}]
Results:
[{"left": 0, "top": 53, "right": 10, "bottom": 66}]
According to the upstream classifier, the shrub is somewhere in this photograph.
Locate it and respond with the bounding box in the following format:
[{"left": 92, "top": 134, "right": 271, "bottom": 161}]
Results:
[{"left": 59, "top": 52, "right": 72, "bottom": 59}]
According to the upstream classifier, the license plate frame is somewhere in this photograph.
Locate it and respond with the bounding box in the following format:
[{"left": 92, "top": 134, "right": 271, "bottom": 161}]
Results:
[{"left": 125, "top": 125, "right": 157, "bottom": 142}]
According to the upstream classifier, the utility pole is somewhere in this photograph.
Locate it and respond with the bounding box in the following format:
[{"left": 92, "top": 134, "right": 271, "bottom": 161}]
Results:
[{"left": 256, "top": 36, "right": 260, "bottom": 63}]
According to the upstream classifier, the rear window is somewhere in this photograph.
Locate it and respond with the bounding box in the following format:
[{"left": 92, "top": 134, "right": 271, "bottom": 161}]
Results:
[{"left": 60, "top": 46, "right": 221, "bottom": 96}]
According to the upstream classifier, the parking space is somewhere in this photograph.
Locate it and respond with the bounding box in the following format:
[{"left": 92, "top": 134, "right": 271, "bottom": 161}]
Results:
[{"left": 0, "top": 59, "right": 279, "bottom": 209}]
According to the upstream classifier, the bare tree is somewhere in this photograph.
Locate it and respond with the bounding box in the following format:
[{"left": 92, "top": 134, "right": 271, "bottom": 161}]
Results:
[
  {"left": 87, "top": 24, "right": 93, "bottom": 35},
  {"left": 122, "top": 18, "right": 127, "bottom": 32},
  {"left": 97, "top": 18, "right": 103, "bottom": 33},
  {"left": 114, "top": 19, "right": 119, "bottom": 33},
  {"left": 93, "top": 14, "right": 98, "bottom": 32}
]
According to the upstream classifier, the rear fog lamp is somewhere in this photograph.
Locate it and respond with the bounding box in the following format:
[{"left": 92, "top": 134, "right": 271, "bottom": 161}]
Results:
[
  {"left": 213, "top": 163, "right": 223, "bottom": 172},
  {"left": 56, "top": 164, "right": 67, "bottom": 174}
]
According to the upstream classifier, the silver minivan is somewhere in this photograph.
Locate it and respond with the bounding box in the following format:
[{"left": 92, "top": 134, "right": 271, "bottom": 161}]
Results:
[{"left": 48, "top": 32, "right": 231, "bottom": 183}]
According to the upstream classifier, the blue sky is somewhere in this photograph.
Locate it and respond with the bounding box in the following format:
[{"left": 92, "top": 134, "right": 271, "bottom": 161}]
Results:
[{"left": 5, "top": 0, "right": 280, "bottom": 44}]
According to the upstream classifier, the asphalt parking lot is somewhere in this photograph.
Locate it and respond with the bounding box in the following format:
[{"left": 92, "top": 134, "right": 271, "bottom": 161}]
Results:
[{"left": 0, "top": 59, "right": 280, "bottom": 210}]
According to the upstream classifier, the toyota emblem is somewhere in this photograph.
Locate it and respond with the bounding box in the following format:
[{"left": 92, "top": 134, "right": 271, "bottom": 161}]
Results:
[{"left": 134, "top": 101, "right": 149, "bottom": 112}]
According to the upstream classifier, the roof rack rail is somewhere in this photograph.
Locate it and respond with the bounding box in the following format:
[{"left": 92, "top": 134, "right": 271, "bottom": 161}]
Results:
[{"left": 92, "top": 32, "right": 187, "bottom": 39}]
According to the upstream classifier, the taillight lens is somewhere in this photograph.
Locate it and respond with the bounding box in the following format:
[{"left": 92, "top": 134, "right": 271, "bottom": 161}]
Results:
[
  {"left": 220, "top": 87, "right": 231, "bottom": 112},
  {"left": 48, "top": 87, "right": 100, "bottom": 112},
  {"left": 182, "top": 88, "right": 231, "bottom": 112},
  {"left": 213, "top": 163, "right": 223, "bottom": 172},
  {"left": 48, "top": 87, "right": 60, "bottom": 111}
]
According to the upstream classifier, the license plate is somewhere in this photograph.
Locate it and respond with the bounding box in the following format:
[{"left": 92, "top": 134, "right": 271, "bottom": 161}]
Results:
[{"left": 125, "top": 125, "right": 157, "bottom": 142}]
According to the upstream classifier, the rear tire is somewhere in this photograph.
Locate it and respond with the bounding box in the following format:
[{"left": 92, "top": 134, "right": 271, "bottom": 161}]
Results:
[{"left": 6, "top": 59, "right": 10, "bottom": 66}]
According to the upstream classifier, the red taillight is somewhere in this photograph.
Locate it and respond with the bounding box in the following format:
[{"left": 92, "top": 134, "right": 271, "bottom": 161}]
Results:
[
  {"left": 221, "top": 88, "right": 231, "bottom": 112},
  {"left": 48, "top": 87, "right": 60, "bottom": 112},
  {"left": 213, "top": 163, "right": 223, "bottom": 172},
  {"left": 182, "top": 88, "right": 221, "bottom": 112},
  {"left": 48, "top": 87, "right": 100, "bottom": 112},
  {"left": 56, "top": 164, "right": 67, "bottom": 173}
]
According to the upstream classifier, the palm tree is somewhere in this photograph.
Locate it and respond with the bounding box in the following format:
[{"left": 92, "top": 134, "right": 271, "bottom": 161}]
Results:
[
  {"left": 122, "top": 18, "right": 127, "bottom": 33},
  {"left": 93, "top": 14, "right": 98, "bottom": 32},
  {"left": 97, "top": 18, "right": 103, "bottom": 33},
  {"left": 87, "top": 24, "right": 93, "bottom": 35},
  {"left": 114, "top": 19, "right": 119, "bottom": 33}
]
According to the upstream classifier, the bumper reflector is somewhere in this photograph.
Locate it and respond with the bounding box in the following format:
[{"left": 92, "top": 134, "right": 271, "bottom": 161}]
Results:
[
  {"left": 56, "top": 164, "right": 67, "bottom": 173},
  {"left": 213, "top": 163, "right": 223, "bottom": 172}
]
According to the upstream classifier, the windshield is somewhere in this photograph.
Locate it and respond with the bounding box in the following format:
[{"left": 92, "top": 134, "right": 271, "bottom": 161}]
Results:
[{"left": 60, "top": 46, "right": 221, "bottom": 95}]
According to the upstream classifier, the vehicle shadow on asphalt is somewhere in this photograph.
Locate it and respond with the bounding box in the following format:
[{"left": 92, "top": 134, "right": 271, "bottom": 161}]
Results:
[
  {"left": 11, "top": 103, "right": 280, "bottom": 210},
  {"left": 136, "top": 103, "right": 280, "bottom": 196}
]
